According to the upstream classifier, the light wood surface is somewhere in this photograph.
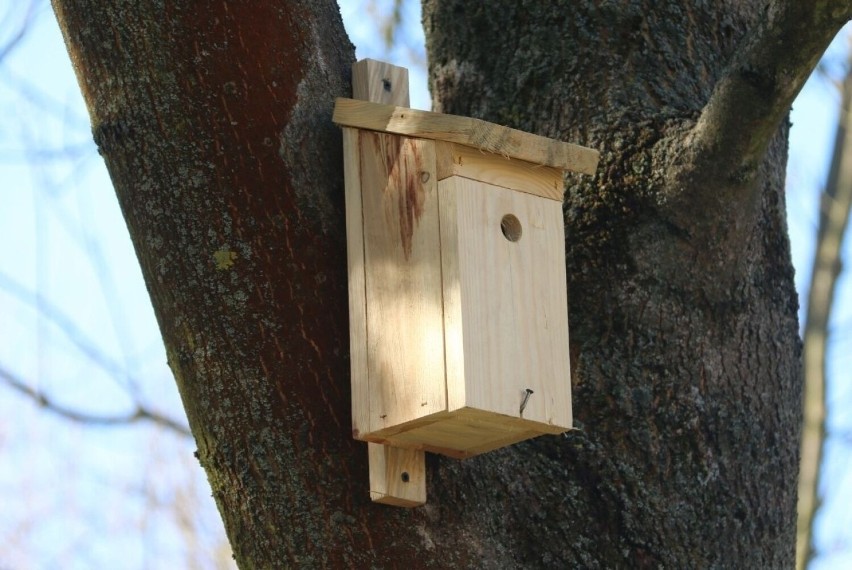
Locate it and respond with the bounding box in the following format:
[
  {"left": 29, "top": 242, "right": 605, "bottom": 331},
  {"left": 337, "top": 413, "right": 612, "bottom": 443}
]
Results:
[
  {"left": 344, "top": 59, "right": 576, "bottom": 468},
  {"left": 347, "top": 58, "right": 429, "bottom": 507},
  {"left": 368, "top": 442, "right": 426, "bottom": 507},
  {"left": 436, "top": 141, "right": 564, "bottom": 201},
  {"left": 357, "top": 175, "right": 572, "bottom": 457},
  {"left": 343, "top": 126, "right": 370, "bottom": 440},
  {"left": 333, "top": 97, "right": 600, "bottom": 175},
  {"left": 364, "top": 407, "right": 565, "bottom": 458},
  {"left": 439, "top": 176, "right": 572, "bottom": 431},
  {"left": 359, "top": 131, "right": 446, "bottom": 433},
  {"left": 352, "top": 59, "right": 409, "bottom": 106}
]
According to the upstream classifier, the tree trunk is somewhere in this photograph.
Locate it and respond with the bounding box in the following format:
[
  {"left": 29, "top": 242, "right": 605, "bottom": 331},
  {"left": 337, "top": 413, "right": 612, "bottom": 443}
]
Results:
[
  {"left": 50, "top": 0, "right": 848, "bottom": 567},
  {"left": 423, "top": 2, "right": 801, "bottom": 567}
]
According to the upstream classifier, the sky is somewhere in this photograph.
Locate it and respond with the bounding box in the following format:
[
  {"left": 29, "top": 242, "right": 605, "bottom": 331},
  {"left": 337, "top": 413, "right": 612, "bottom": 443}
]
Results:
[{"left": 0, "top": 1, "right": 849, "bottom": 568}]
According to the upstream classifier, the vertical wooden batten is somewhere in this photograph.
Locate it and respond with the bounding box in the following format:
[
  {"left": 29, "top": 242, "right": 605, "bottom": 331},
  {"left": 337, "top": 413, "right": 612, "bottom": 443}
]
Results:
[{"left": 347, "top": 59, "right": 427, "bottom": 507}]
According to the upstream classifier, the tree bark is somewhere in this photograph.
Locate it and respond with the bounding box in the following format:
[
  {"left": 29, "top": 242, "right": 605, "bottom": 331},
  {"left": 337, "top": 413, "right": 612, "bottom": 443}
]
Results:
[{"left": 50, "top": 0, "right": 849, "bottom": 567}]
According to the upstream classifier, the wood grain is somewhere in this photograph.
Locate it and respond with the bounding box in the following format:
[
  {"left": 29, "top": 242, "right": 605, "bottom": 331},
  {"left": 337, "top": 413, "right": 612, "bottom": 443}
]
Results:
[
  {"left": 345, "top": 60, "right": 573, "bottom": 463},
  {"left": 368, "top": 442, "right": 426, "bottom": 507},
  {"left": 348, "top": 59, "right": 429, "bottom": 507},
  {"left": 436, "top": 141, "right": 564, "bottom": 201},
  {"left": 360, "top": 131, "right": 446, "bottom": 433},
  {"left": 352, "top": 59, "right": 410, "bottom": 106},
  {"left": 333, "top": 97, "right": 599, "bottom": 175},
  {"left": 439, "top": 176, "right": 572, "bottom": 430},
  {"left": 343, "top": 126, "right": 370, "bottom": 439}
]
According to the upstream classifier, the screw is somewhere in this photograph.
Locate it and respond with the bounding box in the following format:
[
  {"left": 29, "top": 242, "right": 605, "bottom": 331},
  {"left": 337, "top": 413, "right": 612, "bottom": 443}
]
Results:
[{"left": 520, "top": 388, "right": 534, "bottom": 417}]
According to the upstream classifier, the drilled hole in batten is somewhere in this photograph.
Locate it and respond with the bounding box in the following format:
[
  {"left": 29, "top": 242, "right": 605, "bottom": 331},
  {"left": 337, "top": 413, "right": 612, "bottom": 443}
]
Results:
[
  {"left": 500, "top": 214, "right": 522, "bottom": 242},
  {"left": 401, "top": 472, "right": 410, "bottom": 483}
]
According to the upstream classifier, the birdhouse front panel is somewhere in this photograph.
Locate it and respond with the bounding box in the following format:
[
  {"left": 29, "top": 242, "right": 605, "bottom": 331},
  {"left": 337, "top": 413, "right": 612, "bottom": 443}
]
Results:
[
  {"left": 438, "top": 175, "right": 572, "bottom": 431},
  {"left": 364, "top": 171, "right": 572, "bottom": 458}
]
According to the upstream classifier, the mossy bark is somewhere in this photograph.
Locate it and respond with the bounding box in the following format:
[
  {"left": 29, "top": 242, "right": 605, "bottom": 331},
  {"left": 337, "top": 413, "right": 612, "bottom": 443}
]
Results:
[{"left": 50, "top": 0, "right": 832, "bottom": 567}]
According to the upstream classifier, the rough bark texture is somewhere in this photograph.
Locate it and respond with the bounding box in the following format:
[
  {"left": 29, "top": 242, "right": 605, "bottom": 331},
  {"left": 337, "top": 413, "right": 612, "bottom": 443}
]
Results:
[
  {"left": 422, "top": 2, "right": 804, "bottom": 567},
  {"left": 50, "top": 0, "right": 847, "bottom": 567}
]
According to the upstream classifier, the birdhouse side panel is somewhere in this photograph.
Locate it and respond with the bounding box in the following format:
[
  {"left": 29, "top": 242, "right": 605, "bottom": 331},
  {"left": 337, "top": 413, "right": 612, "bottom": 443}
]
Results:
[
  {"left": 342, "top": 127, "right": 371, "bottom": 439},
  {"left": 359, "top": 132, "right": 448, "bottom": 436},
  {"left": 440, "top": 176, "right": 572, "bottom": 431}
]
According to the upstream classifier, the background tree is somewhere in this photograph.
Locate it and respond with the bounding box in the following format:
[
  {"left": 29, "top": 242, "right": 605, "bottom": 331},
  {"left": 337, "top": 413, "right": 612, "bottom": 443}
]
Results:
[
  {"left": 2, "top": 0, "right": 849, "bottom": 567},
  {"left": 798, "top": 43, "right": 852, "bottom": 569}
]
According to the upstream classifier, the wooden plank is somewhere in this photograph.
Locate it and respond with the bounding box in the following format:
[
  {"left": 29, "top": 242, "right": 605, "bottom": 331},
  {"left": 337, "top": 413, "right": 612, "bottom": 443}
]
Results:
[
  {"left": 368, "top": 443, "right": 426, "bottom": 507},
  {"left": 333, "top": 97, "right": 600, "bottom": 175},
  {"left": 360, "top": 131, "right": 446, "bottom": 433},
  {"left": 343, "top": 127, "right": 370, "bottom": 440},
  {"left": 353, "top": 59, "right": 410, "bottom": 106},
  {"left": 436, "top": 141, "right": 564, "bottom": 201},
  {"left": 440, "top": 176, "right": 572, "bottom": 430},
  {"left": 348, "top": 58, "right": 408, "bottom": 440},
  {"left": 437, "top": 178, "right": 466, "bottom": 414},
  {"left": 350, "top": 59, "right": 429, "bottom": 508},
  {"left": 375, "top": 407, "right": 566, "bottom": 458}
]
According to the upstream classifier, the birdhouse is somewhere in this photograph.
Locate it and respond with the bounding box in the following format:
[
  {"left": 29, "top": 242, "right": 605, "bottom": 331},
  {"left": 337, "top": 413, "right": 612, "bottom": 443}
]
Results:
[{"left": 333, "top": 60, "right": 599, "bottom": 506}]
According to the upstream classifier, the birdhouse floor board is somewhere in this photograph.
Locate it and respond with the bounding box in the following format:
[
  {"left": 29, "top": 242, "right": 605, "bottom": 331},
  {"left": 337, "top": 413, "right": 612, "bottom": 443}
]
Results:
[{"left": 361, "top": 407, "right": 566, "bottom": 458}]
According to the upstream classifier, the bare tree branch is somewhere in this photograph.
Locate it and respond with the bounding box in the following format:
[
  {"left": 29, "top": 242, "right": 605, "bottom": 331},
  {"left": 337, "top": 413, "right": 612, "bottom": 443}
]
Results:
[
  {"left": 690, "top": 2, "right": 849, "bottom": 178},
  {"left": 665, "top": 2, "right": 850, "bottom": 239},
  {"left": 0, "top": 364, "right": 192, "bottom": 437},
  {"left": 0, "top": 1, "right": 36, "bottom": 64},
  {"left": 0, "top": 142, "right": 93, "bottom": 163},
  {"left": 0, "top": 269, "right": 138, "bottom": 390}
]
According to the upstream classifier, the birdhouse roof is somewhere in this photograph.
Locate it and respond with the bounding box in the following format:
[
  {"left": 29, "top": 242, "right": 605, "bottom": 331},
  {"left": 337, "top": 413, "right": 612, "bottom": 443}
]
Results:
[{"left": 332, "top": 98, "right": 599, "bottom": 175}]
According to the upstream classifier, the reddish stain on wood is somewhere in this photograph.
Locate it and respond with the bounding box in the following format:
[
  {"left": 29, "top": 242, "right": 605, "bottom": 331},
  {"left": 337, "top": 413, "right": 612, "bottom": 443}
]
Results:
[{"left": 373, "top": 134, "right": 425, "bottom": 259}]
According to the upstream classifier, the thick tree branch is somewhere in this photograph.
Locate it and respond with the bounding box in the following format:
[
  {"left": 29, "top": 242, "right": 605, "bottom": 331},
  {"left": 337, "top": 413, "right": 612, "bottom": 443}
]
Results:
[
  {"left": 0, "top": 364, "right": 191, "bottom": 437},
  {"left": 661, "top": 1, "right": 849, "bottom": 285},
  {"left": 687, "top": 1, "right": 849, "bottom": 179}
]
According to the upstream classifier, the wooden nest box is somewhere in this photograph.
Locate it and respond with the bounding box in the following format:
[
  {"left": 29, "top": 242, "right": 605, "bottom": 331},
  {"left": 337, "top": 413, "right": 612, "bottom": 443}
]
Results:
[{"left": 333, "top": 60, "right": 599, "bottom": 506}]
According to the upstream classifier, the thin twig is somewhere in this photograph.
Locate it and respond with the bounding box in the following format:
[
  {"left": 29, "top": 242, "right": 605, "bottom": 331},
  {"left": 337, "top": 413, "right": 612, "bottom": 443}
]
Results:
[
  {"left": 0, "top": 1, "right": 36, "bottom": 64},
  {"left": 0, "top": 364, "right": 192, "bottom": 437},
  {"left": 0, "top": 269, "right": 138, "bottom": 390}
]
